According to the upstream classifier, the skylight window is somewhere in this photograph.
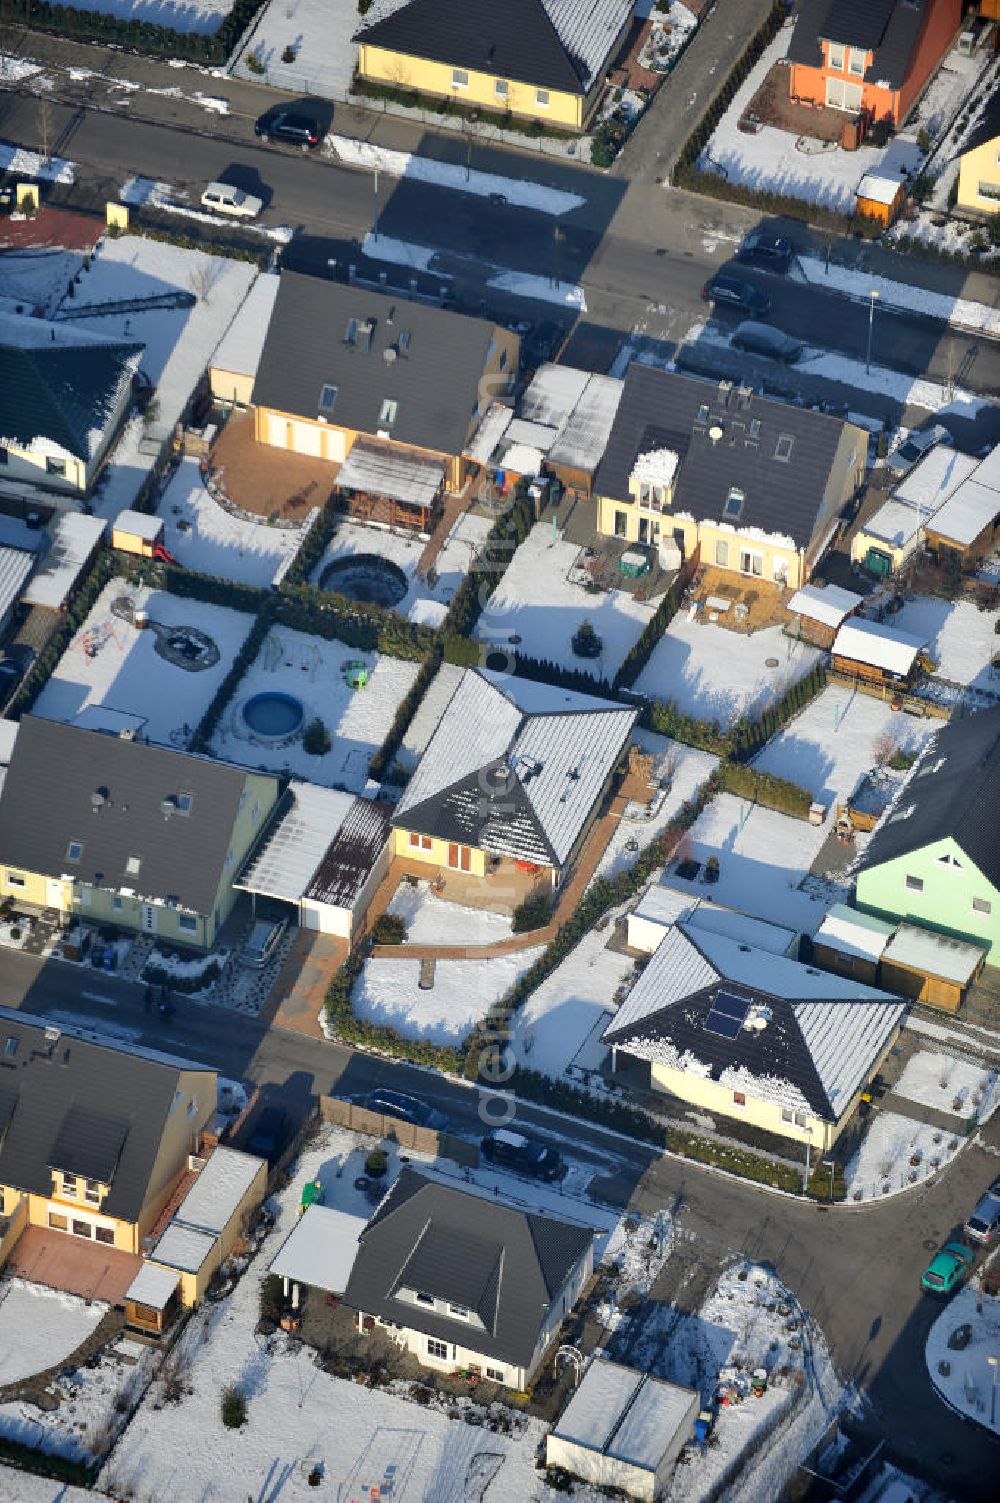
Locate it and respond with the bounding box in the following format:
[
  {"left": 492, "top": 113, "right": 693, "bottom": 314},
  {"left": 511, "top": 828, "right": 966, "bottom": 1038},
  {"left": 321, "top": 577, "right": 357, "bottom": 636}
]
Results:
[
  {"left": 379, "top": 398, "right": 398, "bottom": 426},
  {"left": 774, "top": 434, "right": 794, "bottom": 462},
  {"left": 4, "top": 1037, "right": 17, "bottom": 1058},
  {"left": 724, "top": 487, "right": 744, "bottom": 519},
  {"left": 66, "top": 840, "right": 83, "bottom": 862},
  {"left": 696, "top": 403, "right": 710, "bottom": 423},
  {"left": 176, "top": 792, "right": 194, "bottom": 815},
  {"left": 318, "top": 383, "right": 338, "bottom": 412},
  {"left": 126, "top": 855, "right": 142, "bottom": 876}
]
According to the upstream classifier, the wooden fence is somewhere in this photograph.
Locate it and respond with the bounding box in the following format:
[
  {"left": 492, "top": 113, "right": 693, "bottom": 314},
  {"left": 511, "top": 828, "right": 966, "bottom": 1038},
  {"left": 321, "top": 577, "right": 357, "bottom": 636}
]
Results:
[{"left": 320, "top": 1096, "right": 478, "bottom": 1169}]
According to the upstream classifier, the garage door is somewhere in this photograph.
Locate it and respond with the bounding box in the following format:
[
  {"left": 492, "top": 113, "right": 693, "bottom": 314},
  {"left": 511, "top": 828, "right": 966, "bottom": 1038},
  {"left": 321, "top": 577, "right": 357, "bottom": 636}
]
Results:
[
  {"left": 291, "top": 420, "right": 323, "bottom": 458},
  {"left": 266, "top": 412, "right": 288, "bottom": 448}
]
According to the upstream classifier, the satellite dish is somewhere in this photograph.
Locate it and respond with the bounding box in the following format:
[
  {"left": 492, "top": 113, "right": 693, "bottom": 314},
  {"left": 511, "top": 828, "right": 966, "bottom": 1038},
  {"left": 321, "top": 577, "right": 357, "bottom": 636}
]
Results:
[{"left": 383, "top": 347, "right": 397, "bottom": 363}]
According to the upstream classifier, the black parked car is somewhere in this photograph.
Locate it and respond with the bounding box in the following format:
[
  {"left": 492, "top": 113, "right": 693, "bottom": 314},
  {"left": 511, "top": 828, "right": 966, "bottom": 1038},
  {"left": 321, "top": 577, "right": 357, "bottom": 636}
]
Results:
[
  {"left": 254, "top": 111, "right": 322, "bottom": 149},
  {"left": 735, "top": 230, "right": 793, "bottom": 272},
  {"left": 360, "top": 1089, "right": 447, "bottom": 1131},
  {"left": 246, "top": 1105, "right": 287, "bottom": 1162},
  {"left": 701, "top": 273, "right": 771, "bottom": 317},
  {"left": 481, "top": 1128, "right": 566, "bottom": 1181}
]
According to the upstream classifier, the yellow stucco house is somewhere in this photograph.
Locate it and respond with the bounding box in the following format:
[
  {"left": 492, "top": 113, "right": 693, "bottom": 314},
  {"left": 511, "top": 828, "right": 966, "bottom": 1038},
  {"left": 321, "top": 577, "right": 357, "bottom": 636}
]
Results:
[
  {"left": 251, "top": 273, "right": 519, "bottom": 532},
  {"left": 0, "top": 1008, "right": 217, "bottom": 1272},
  {"left": 354, "top": 0, "right": 634, "bottom": 131},
  {"left": 0, "top": 716, "right": 282, "bottom": 950},
  {"left": 957, "top": 93, "right": 1000, "bottom": 216},
  {"left": 391, "top": 668, "right": 637, "bottom": 893},
  {"left": 0, "top": 311, "right": 142, "bottom": 500},
  {"left": 593, "top": 366, "right": 869, "bottom": 590},
  {"left": 603, "top": 919, "right": 905, "bottom": 1151}
]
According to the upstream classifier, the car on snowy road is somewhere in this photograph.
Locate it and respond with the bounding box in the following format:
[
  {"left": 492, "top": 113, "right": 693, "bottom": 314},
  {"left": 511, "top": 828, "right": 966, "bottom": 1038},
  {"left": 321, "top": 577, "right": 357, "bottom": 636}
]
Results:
[{"left": 921, "top": 1240, "right": 975, "bottom": 1295}]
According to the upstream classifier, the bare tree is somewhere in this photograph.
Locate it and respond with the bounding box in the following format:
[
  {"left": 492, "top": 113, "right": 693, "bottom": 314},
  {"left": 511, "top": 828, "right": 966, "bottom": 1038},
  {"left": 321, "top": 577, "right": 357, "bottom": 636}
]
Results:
[
  {"left": 189, "top": 258, "right": 224, "bottom": 305},
  {"left": 871, "top": 730, "right": 898, "bottom": 769}
]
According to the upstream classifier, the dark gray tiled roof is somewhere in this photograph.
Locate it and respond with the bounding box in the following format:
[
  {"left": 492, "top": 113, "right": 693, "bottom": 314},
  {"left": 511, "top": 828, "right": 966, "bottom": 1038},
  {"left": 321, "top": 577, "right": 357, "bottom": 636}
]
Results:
[
  {"left": 0, "top": 717, "right": 276, "bottom": 917},
  {"left": 956, "top": 88, "right": 1000, "bottom": 162},
  {"left": 857, "top": 706, "right": 1000, "bottom": 890},
  {"left": 593, "top": 364, "right": 852, "bottom": 550},
  {"left": 0, "top": 1007, "right": 214, "bottom": 1220},
  {"left": 342, "top": 1168, "right": 592, "bottom": 1368},
  {"left": 787, "top": 0, "right": 930, "bottom": 90},
  {"left": 307, "top": 798, "right": 392, "bottom": 908},
  {"left": 252, "top": 273, "right": 497, "bottom": 459}
]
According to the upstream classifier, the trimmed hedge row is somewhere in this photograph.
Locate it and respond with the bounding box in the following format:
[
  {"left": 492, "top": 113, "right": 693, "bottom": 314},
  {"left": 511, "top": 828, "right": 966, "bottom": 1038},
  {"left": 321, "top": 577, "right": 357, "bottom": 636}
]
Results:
[
  {"left": 9, "top": 548, "right": 119, "bottom": 721},
  {"left": 190, "top": 608, "right": 274, "bottom": 754},
  {"left": 275, "top": 590, "right": 433, "bottom": 661},
  {"left": 2, "top": 0, "right": 265, "bottom": 63},
  {"left": 0, "top": 1434, "right": 95, "bottom": 1489},
  {"left": 728, "top": 661, "right": 827, "bottom": 762},
  {"left": 368, "top": 643, "right": 443, "bottom": 783},
  {"left": 716, "top": 759, "right": 812, "bottom": 819}
]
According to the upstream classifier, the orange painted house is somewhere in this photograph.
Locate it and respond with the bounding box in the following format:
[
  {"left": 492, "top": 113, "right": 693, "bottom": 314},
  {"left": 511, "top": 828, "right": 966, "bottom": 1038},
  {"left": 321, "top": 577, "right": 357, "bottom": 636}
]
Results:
[{"left": 788, "top": 0, "right": 962, "bottom": 127}]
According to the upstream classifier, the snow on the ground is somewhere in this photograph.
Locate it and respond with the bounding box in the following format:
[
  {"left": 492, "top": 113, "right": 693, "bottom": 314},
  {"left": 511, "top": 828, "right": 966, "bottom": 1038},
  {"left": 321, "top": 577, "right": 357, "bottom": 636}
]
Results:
[
  {"left": 103, "top": 1121, "right": 581, "bottom": 1503},
  {"left": 667, "top": 792, "right": 832, "bottom": 931},
  {"left": 0, "top": 1280, "right": 106, "bottom": 1387},
  {"left": 387, "top": 878, "right": 514, "bottom": 946},
  {"left": 638, "top": 2, "right": 698, "bottom": 72},
  {"left": 230, "top": 0, "right": 360, "bottom": 96},
  {"left": 844, "top": 1110, "right": 963, "bottom": 1201},
  {"left": 118, "top": 176, "right": 291, "bottom": 242},
  {"left": 312, "top": 512, "right": 489, "bottom": 628},
  {"left": 793, "top": 344, "right": 977, "bottom": 415},
  {"left": 157, "top": 458, "right": 312, "bottom": 587},
  {"left": 483, "top": 524, "right": 654, "bottom": 678},
  {"left": 353, "top": 946, "right": 545, "bottom": 1045},
  {"left": 33, "top": 580, "right": 252, "bottom": 750},
  {"left": 594, "top": 730, "right": 719, "bottom": 883},
  {"left": 0, "top": 248, "right": 86, "bottom": 317},
  {"left": 328, "top": 137, "right": 584, "bottom": 215},
  {"left": 796, "top": 253, "right": 1000, "bottom": 338},
  {"left": 635, "top": 613, "right": 821, "bottom": 722},
  {"left": 0, "top": 1467, "right": 92, "bottom": 1501},
  {"left": 210, "top": 623, "right": 420, "bottom": 793},
  {"left": 698, "top": 25, "right": 918, "bottom": 211},
  {"left": 893, "top": 1049, "right": 999, "bottom": 1123},
  {"left": 598, "top": 1209, "right": 675, "bottom": 1316},
  {"left": 361, "top": 232, "right": 442, "bottom": 272},
  {"left": 0, "top": 143, "right": 74, "bottom": 183},
  {"left": 486, "top": 268, "right": 587, "bottom": 310},
  {"left": 926, "top": 1284, "right": 1000, "bottom": 1438},
  {"left": 509, "top": 924, "right": 636, "bottom": 1077},
  {"left": 0, "top": 52, "right": 43, "bottom": 84},
  {"left": 68, "top": 0, "right": 230, "bottom": 30},
  {"left": 65, "top": 237, "right": 256, "bottom": 518},
  {"left": 855, "top": 1463, "right": 954, "bottom": 1503},
  {"left": 889, "top": 596, "right": 1000, "bottom": 690},
  {"left": 752, "top": 683, "right": 937, "bottom": 807}
]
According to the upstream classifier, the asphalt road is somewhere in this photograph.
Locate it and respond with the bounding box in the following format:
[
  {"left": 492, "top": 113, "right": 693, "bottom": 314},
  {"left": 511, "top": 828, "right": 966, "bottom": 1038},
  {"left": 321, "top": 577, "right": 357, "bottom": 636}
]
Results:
[{"left": 3, "top": 949, "right": 999, "bottom": 1499}]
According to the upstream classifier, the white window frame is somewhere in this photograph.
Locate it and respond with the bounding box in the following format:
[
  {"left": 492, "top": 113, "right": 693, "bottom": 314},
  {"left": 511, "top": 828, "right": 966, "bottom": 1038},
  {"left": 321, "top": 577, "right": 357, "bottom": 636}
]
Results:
[
  {"left": 739, "top": 548, "right": 763, "bottom": 578},
  {"left": 715, "top": 539, "right": 729, "bottom": 567},
  {"left": 825, "top": 76, "right": 863, "bottom": 111},
  {"left": 6, "top": 872, "right": 25, "bottom": 889},
  {"left": 178, "top": 912, "right": 198, "bottom": 933},
  {"left": 536, "top": 89, "right": 549, "bottom": 107},
  {"left": 848, "top": 47, "right": 866, "bottom": 77},
  {"left": 60, "top": 1172, "right": 78, "bottom": 1198},
  {"left": 494, "top": 79, "right": 509, "bottom": 99},
  {"left": 426, "top": 1336, "right": 449, "bottom": 1360},
  {"left": 485, "top": 1365, "right": 505, "bottom": 1382},
  {"left": 452, "top": 68, "right": 469, "bottom": 89},
  {"left": 827, "top": 42, "right": 845, "bottom": 71}
]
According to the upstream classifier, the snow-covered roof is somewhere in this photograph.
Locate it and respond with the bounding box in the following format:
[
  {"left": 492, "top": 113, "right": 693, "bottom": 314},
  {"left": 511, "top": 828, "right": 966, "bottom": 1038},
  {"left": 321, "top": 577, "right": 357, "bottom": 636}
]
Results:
[
  {"left": 632, "top": 445, "right": 680, "bottom": 489},
  {"left": 892, "top": 446, "right": 978, "bottom": 514},
  {"left": 269, "top": 1204, "right": 367, "bottom": 1294},
  {"left": 504, "top": 418, "right": 558, "bottom": 453},
  {"left": 883, "top": 923, "right": 985, "bottom": 985},
  {"left": 0, "top": 720, "right": 18, "bottom": 765},
  {"left": 860, "top": 496, "right": 924, "bottom": 549},
  {"left": 519, "top": 364, "right": 590, "bottom": 428},
  {"left": 464, "top": 402, "right": 513, "bottom": 465},
  {"left": 831, "top": 618, "right": 925, "bottom": 676},
  {"left": 151, "top": 1222, "right": 216, "bottom": 1274},
  {"left": 393, "top": 668, "right": 637, "bottom": 868},
  {"left": 814, "top": 903, "right": 894, "bottom": 962},
  {"left": 171, "top": 1147, "right": 263, "bottom": 1236},
  {"left": 124, "top": 1260, "right": 180, "bottom": 1312},
  {"left": 519, "top": 364, "right": 623, "bottom": 477},
  {"left": 927, "top": 477, "right": 1000, "bottom": 548},
  {"left": 335, "top": 441, "right": 444, "bottom": 509},
  {"left": 0, "top": 546, "right": 35, "bottom": 625},
  {"left": 114, "top": 509, "right": 163, "bottom": 542},
  {"left": 21, "top": 512, "right": 105, "bottom": 610},
  {"left": 786, "top": 582, "right": 862, "bottom": 630},
  {"left": 553, "top": 1357, "right": 696, "bottom": 1470},
  {"left": 237, "top": 783, "right": 356, "bottom": 904},
  {"left": 605, "top": 924, "right": 904, "bottom": 1122},
  {"left": 857, "top": 173, "right": 903, "bottom": 206},
  {"left": 631, "top": 885, "right": 797, "bottom": 956},
  {"left": 210, "top": 273, "right": 279, "bottom": 380},
  {"left": 500, "top": 442, "right": 546, "bottom": 478}
]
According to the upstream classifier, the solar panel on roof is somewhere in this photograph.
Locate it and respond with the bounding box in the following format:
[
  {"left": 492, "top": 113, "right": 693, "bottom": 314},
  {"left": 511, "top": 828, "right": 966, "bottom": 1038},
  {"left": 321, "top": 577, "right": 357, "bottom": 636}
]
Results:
[
  {"left": 704, "top": 1011, "right": 742, "bottom": 1040},
  {"left": 713, "top": 990, "right": 751, "bottom": 1020},
  {"left": 704, "top": 990, "right": 750, "bottom": 1040}
]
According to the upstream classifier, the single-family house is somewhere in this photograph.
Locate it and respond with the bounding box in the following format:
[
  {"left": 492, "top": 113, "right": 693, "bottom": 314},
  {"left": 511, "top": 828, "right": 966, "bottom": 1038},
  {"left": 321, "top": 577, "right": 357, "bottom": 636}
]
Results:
[
  {"left": 354, "top": 0, "right": 634, "bottom": 132},
  {"left": 603, "top": 923, "right": 905, "bottom": 1149},
  {"left": 788, "top": 0, "right": 962, "bottom": 127},
  {"left": 251, "top": 274, "right": 519, "bottom": 532},
  {"left": 0, "top": 716, "right": 282, "bottom": 949},
  {"left": 854, "top": 706, "right": 1000, "bottom": 962},
  {"left": 0, "top": 312, "right": 143, "bottom": 499},
  {"left": 209, "top": 273, "right": 281, "bottom": 411},
  {"left": 956, "top": 89, "right": 1000, "bottom": 216},
  {"left": 0, "top": 1007, "right": 217, "bottom": 1271},
  {"left": 342, "top": 1167, "right": 594, "bottom": 1390},
  {"left": 390, "top": 668, "right": 637, "bottom": 892},
  {"left": 593, "top": 366, "right": 868, "bottom": 588}
]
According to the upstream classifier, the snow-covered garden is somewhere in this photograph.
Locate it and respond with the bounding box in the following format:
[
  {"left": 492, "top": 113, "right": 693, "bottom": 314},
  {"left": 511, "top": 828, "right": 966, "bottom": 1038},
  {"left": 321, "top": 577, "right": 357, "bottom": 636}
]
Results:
[
  {"left": 634, "top": 614, "right": 821, "bottom": 722},
  {"left": 351, "top": 946, "right": 545, "bottom": 1046},
  {"left": 156, "top": 458, "right": 315, "bottom": 587},
  {"left": 386, "top": 879, "right": 515, "bottom": 947}
]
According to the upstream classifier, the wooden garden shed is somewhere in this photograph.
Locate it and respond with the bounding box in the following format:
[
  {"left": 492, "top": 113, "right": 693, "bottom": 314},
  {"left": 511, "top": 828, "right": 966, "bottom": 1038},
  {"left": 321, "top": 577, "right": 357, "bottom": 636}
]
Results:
[
  {"left": 830, "top": 618, "right": 926, "bottom": 688},
  {"left": 812, "top": 903, "right": 894, "bottom": 986},
  {"left": 786, "top": 582, "right": 863, "bottom": 649},
  {"left": 878, "top": 923, "right": 986, "bottom": 1013},
  {"left": 856, "top": 173, "right": 905, "bottom": 227}
]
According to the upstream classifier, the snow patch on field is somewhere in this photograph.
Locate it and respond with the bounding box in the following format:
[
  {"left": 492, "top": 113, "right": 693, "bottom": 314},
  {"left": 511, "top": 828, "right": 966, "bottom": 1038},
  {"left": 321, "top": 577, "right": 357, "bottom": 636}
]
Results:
[
  {"left": 510, "top": 925, "right": 637, "bottom": 1077},
  {"left": 635, "top": 613, "right": 821, "bottom": 722},
  {"left": 926, "top": 1284, "right": 1000, "bottom": 1438},
  {"left": 893, "top": 1049, "right": 999, "bottom": 1123},
  {"left": 0, "top": 1281, "right": 106, "bottom": 1387},
  {"left": 387, "top": 879, "right": 514, "bottom": 946},
  {"left": 844, "top": 1111, "right": 963, "bottom": 1201},
  {"left": 594, "top": 731, "right": 719, "bottom": 883},
  {"left": 157, "top": 457, "right": 312, "bottom": 587},
  {"left": 354, "top": 947, "right": 545, "bottom": 1045}
]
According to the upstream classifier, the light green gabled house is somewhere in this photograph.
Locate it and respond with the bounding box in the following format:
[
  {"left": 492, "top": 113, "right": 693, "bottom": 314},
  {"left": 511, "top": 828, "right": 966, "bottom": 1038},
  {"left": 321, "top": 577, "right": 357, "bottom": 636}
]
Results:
[
  {"left": 854, "top": 706, "right": 1000, "bottom": 963},
  {"left": 0, "top": 717, "right": 282, "bottom": 950}
]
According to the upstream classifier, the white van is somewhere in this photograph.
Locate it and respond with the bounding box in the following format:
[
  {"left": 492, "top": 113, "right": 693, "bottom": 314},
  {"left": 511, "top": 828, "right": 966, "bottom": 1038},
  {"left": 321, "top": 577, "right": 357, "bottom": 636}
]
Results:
[{"left": 201, "top": 182, "right": 263, "bottom": 219}]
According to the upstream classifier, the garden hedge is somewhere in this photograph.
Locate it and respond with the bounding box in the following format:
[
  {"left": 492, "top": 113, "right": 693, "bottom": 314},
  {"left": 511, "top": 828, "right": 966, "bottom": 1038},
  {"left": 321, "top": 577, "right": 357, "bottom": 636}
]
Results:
[{"left": 0, "top": 0, "right": 266, "bottom": 64}]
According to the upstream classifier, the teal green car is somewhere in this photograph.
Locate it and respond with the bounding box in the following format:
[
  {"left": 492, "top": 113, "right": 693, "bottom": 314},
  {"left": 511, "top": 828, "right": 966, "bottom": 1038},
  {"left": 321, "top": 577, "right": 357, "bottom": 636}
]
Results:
[{"left": 921, "top": 1241, "right": 975, "bottom": 1295}]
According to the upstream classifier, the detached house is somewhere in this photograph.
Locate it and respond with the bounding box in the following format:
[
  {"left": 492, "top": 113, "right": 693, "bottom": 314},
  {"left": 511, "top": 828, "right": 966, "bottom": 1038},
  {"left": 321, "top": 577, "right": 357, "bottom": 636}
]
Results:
[
  {"left": 855, "top": 706, "right": 1000, "bottom": 963},
  {"left": 391, "top": 669, "right": 637, "bottom": 892},
  {"left": 0, "top": 717, "right": 281, "bottom": 949},
  {"left": 593, "top": 366, "right": 868, "bottom": 589},
  {"left": 354, "top": 0, "right": 634, "bottom": 132},
  {"left": 0, "top": 312, "right": 143, "bottom": 500},
  {"left": 342, "top": 1168, "right": 594, "bottom": 1390},
  {"left": 788, "top": 0, "right": 961, "bottom": 126},
  {"left": 252, "top": 274, "right": 518, "bottom": 532}
]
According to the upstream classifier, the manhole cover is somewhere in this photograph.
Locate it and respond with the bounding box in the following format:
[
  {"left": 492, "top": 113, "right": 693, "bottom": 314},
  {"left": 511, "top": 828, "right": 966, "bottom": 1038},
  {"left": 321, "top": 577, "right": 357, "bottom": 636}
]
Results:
[{"left": 765, "top": 657, "right": 780, "bottom": 667}]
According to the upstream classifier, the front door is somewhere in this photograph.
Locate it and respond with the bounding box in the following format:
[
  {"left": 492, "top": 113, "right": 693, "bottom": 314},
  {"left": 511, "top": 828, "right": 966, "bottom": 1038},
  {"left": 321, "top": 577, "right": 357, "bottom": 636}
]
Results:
[
  {"left": 447, "top": 845, "right": 471, "bottom": 872},
  {"left": 638, "top": 517, "right": 650, "bottom": 544},
  {"left": 45, "top": 879, "right": 64, "bottom": 911},
  {"left": 140, "top": 903, "right": 157, "bottom": 934}
]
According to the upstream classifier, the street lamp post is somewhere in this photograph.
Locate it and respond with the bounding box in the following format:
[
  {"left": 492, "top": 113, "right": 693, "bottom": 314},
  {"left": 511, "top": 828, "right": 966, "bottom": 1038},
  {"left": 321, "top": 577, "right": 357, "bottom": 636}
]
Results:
[
  {"left": 372, "top": 163, "right": 379, "bottom": 244},
  {"left": 821, "top": 1157, "right": 836, "bottom": 1202},
  {"left": 866, "top": 290, "right": 879, "bottom": 375},
  {"left": 988, "top": 1354, "right": 998, "bottom": 1428}
]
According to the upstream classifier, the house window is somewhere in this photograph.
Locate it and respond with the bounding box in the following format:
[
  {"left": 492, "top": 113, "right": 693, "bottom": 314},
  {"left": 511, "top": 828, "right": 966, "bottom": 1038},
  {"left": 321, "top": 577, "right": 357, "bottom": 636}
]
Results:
[
  {"left": 66, "top": 840, "right": 83, "bottom": 862},
  {"left": 95, "top": 1225, "right": 114, "bottom": 1245},
  {"left": 126, "top": 855, "right": 142, "bottom": 876},
  {"left": 536, "top": 89, "right": 549, "bottom": 107},
  {"left": 47, "top": 1211, "right": 69, "bottom": 1231},
  {"left": 84, "top": 1179, "right": 101, "bottom": 1205},
  {"left": 447, "top": 844, "right": 471, "bottom": 872},
  {"left": 409, "top": 832, "right": 420, "bottom": 848},
  {"left": 772, "top": 559, "right": 788, "bottom": 584},
  {"left": 978, "top": 181, "right": 1000, "bottom": 202},
  {"left": 6, "top": 873, "right": 25, "bottom": 888},
  {"left": 421, "top": 835, "right": 431, "bottom": 850},
  {"left": 452, "top": 69, "right": 469, "bottom": 88},
  {"left": 71, "top": 1219, "right": 92, "bottom": 1239},
  {"left": 781, "top": 1107, "right": 794, "bottom": 1123},
  {"left": 739, "top": 549, "right": 763, "bottom": 577},
  {"left": 61, "top": 1173, "right": 78, "bottom": 1198},
  {"left": 715, "top": 539, "right": 729, "bottom": 567},
  {"left": 794, "top": 1111, "right": 808, "bottom": 1128},
  {"left": 494, "top": 79, "right": 508, "bottom": 98},
  {"left": 905, "top": 874, "right": 924, "bottom": 893},
  {"left": 3, "top": 1037, "right": 16, "bottom": 1059},
  {"left": 733, "top": 1091, "right": 746, "bottom": 1107},
  {"left": 485, "top": 1366, "right": 505, "bottom": 1382},
  {"left": 318, "top": 384, "right": 338, "bottom": 413},
  {"left": 111, "top": 895, "right": 123, "bottom": 912},
  {"left": 848, "top": 47, "right": 866, "bottom": 77},
  {"left": 973, "top": 897, "right": 993, "bottom": 916},
  {"left": 0, "top": 448, "right": 7, "bottom": 465},
  {"left": 379, "top": 398, "right": 398, "bottom": 426},
  {"left": 499, "top": 349, "right": 507, "bottom": 371},
  {"left": 448, "top": 1303, "right": 470, "bottom": 1319},
  {"left": 774, "top": 434, "right": 794, "bottom": 462},
  {"left": 827, "top": 41, "right": 845, "bottom": 70},
  {"left": 427, "top": 1337, "right": 449, "bottom": 1360},
  {"left": 178, "top": 913, "right": 198, "bottom": 933},
  {"left": 45, "top": 456, "right": 67, "bottom": 477},
  {"left": 415, "top": 1291, "right": 435, "bottom": 1307},
  {"left": 176, "top": 792, "right": 194, "bottom": 815},
  {"left": 614, "top": 510, "right": 628, "bottom": 538},
  {"left": 825, "top": 76, "right": 863, "bottom": 111}
]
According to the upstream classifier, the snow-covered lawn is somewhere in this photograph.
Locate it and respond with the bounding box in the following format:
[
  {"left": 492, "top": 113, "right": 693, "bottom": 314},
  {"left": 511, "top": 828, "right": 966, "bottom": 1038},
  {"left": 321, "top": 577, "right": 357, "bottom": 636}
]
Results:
[
  {"left": 72, "top": 0, "right": 231, "bottom": 31},
  {"left": 664, "top": 792, "right": 832, "bottom": 931},
  {"left": 33, "top": 581, "right": 253, "bottom": 750},
  {"left": 893, "top": 1049, "right": 999, "bottom": 1123},
  {"left": 209, "top": 623, "right": 419, "bottom": 792},
  {"left": 638, "top": 2, "right": 698, "bottom": 72},
  {"left": 352, "top": 947, "right": 545, "bottom": 1045},
  {"left": 387, "top": 878, "right": 514, "bottom": 946},
  {"left": 889, "top": 596, "right": 1000, "bottom": 690},
  {"left": 594, "top": 730, "right": 719, "bottom": 883},
  {"left": 157, "top": 457, "right": 313, "bottom": 587},
  {"left": 926, "top": 1285, "right": 1000, "bottom": 1438},
  {"left": 634, "top": 614, "right": 821, "bottom": 723},
  {"left": 230, "top": 0, "right": 361, "bottom": 97},
  {"left": 0, "top": 1280, "right": 106, "bottom": 1387},
  {"left": 844, "top": 1111, "right": 963, "bottom": 1201},
  {"left": 483, "top": 525, "right": 654, "bottom": 679},
  {"left": 509, "top": 926, "right": 636, "bottom": 1078},
  {"left": 0, "top": 143, "right": 74, "bottom": 184},
  {"left": 752, "top": 684, "right": 937, "bottom": 807}
]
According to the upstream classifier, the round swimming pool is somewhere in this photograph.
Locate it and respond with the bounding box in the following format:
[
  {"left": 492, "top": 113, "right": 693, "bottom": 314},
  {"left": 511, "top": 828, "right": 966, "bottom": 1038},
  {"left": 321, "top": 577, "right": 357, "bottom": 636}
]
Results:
[
  {"left": 242, "top": 691, "right": 305, "bottom": 741},
  {"left": 319, "top": 553, "right": 409, "bottom": 609}
]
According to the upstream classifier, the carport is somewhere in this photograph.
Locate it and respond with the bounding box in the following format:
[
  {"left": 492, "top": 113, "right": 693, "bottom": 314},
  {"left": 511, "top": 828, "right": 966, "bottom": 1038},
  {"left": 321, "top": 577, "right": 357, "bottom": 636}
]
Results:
[{"left": 269, "top": 1203, "right": 367, "bottom": 1310}]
